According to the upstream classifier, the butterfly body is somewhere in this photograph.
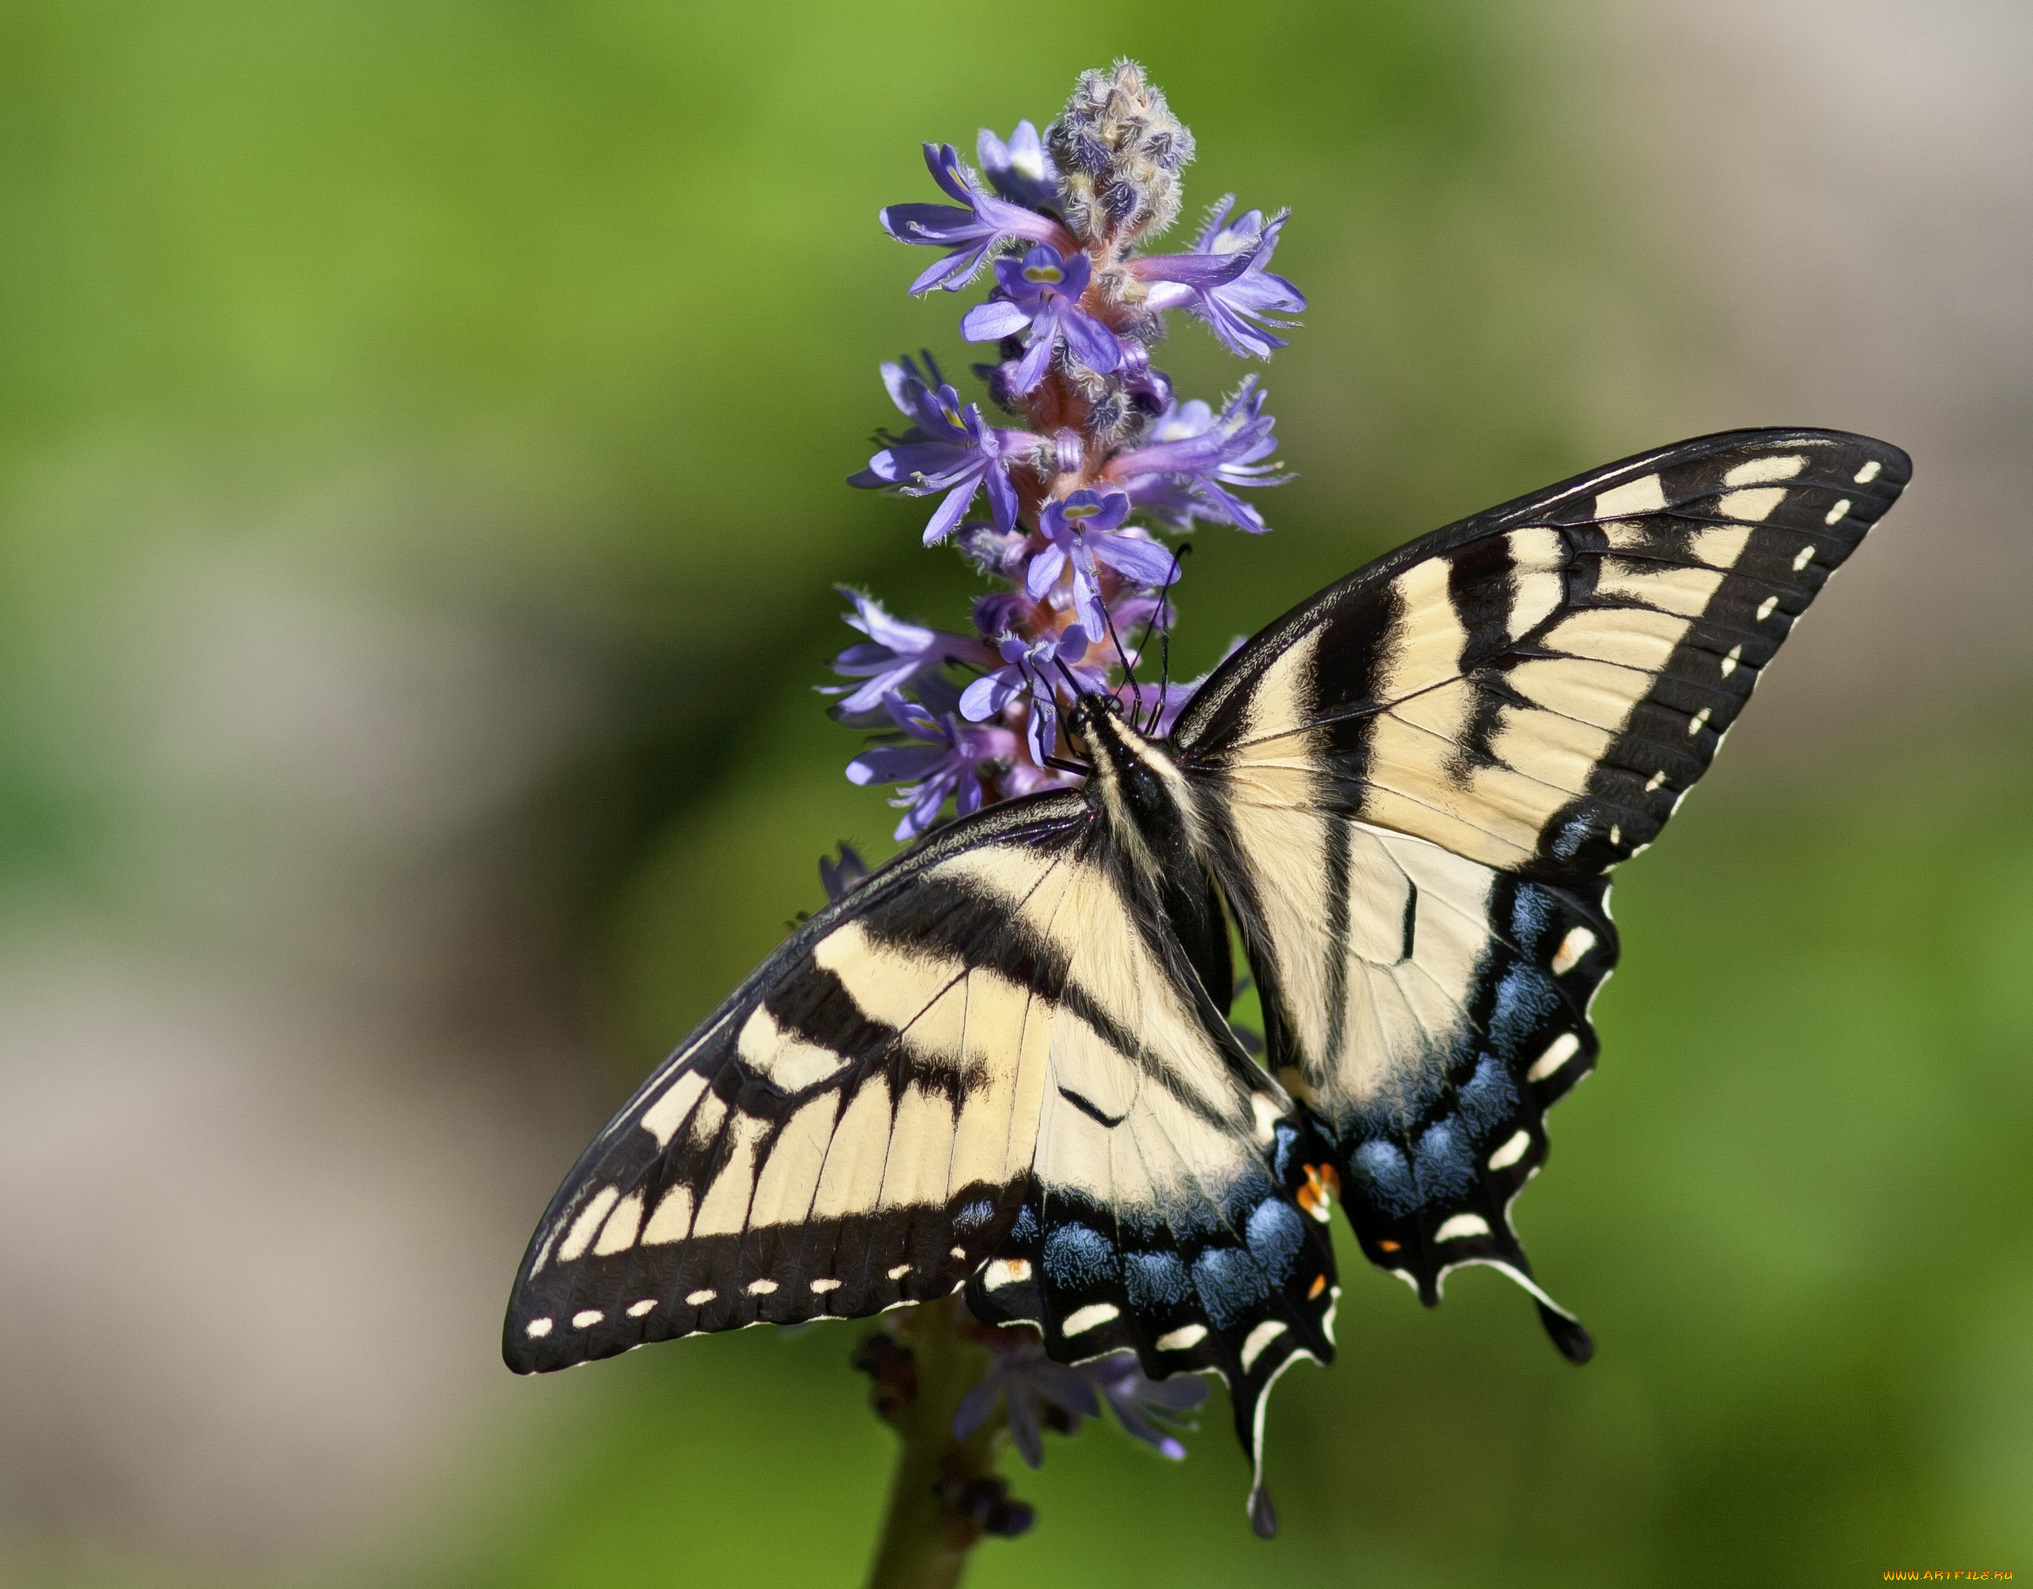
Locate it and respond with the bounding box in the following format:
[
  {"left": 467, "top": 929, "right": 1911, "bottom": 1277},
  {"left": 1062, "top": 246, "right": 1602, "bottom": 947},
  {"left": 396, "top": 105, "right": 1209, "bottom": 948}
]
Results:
[
  {"left": 1065, "top": 695, "right": 1233, "bottom": 1004},
  {"left": 505, "top": 428, "right": 1909, "bottom": 1531}
]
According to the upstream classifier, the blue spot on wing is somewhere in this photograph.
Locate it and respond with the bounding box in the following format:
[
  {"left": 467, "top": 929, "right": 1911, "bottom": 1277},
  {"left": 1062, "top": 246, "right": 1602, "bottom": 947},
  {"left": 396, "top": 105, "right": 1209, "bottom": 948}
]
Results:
[
  {"left": 1413, "top": 1118, "right": 1474, "bottom": 1203},
  {"left": 1351, "top": 1140, "right": 1419, "bottom": 1216},
  {"left": 1245, "top": 1200, "right": 1304, "bottom": 1285},
  {"left": 1192, "top": 1247, "right": 1269, "bottom": 1328},
  {"left": 1457, "top": 1055, "right": 1518, "bottom": 1136},
  {"left": 1043, "top": 1223, "right": 1117, "bottom": 1288},
  {"left": 1270, "top": 1121, "right": 1301, "bottom": 1182},
  {"left": 1125, "top": 1250, "right": 1191, "bottom": 1312},
  {"left": 1489, "top": 965, "right": 1561, "bottom": 1058},
  {"left": 1510, "top": 885, "right": 1554, "bottom": 953}
]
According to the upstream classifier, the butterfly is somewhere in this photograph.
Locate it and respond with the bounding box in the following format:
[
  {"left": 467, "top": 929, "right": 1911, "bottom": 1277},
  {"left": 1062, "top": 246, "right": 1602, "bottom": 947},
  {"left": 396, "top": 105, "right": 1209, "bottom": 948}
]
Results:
[{"left": 503, "top": 427, "right": 1909, "bottom": 1534}]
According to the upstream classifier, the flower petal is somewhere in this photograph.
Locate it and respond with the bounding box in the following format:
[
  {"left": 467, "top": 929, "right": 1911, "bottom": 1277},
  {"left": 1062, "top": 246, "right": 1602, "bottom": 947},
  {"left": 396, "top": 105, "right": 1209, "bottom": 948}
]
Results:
[
  {"left": 1090, "top": 531, "right": 1182, "bottom": 586},
  {"left": 1058, "top": 306, "right": 1124, "bottom": 376},
  {"left": 982, "top": 457, "right": 1019, "bottom": 532},
  {"left": 1009, "top": 306, "right": 1060, "bottom": 394},
  {"left": 922, "top": 142, "right": 973, "bottom": 205},
  {"left": 847, "top": 744, "right": 943, "bottom": 785},
  {"left": 922, "top": 477, "right": 979, "bottom": 546},
  {"left": 1025, "top": 695, "right": 1058, "bottom": 765},
  {"left": 961, "top": 299, "right": 1033, "bottom": 342},
  {"left": 958, "top": 669, "right": 1022, "bottom": 722},
  {"left": 1126, "top": 247, "right": 1256, "bottom": 289},
  {"left": 1025, "top": 543, "right": 1067, "bottom": 599},
  {"left": 1068, "top": 559, "right": 1109, "bottom": 639},
  {"left": 906, "top": 246, "right": 986, "bottom": 296}
]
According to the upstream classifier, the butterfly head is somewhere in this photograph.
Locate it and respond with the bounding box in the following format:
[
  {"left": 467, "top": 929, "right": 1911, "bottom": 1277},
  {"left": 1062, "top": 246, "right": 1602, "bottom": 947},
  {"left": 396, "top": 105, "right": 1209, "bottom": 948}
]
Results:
[
  {"left": 1066, "top": 692, "right": 1203, "bottom": 864},
  {"left": 1064, "top": 691, "right": 1143, "bottom": 766}
]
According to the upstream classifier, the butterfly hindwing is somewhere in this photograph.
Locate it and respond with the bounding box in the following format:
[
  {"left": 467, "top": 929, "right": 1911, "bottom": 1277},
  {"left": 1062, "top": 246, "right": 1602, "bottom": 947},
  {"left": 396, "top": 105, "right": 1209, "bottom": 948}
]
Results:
[
  {"left": 1173, "top": 428, "right": 1909, "bottom": 1326},
  {"left": 949, "top": 830, "right": 1338, "bottom": 1524}
]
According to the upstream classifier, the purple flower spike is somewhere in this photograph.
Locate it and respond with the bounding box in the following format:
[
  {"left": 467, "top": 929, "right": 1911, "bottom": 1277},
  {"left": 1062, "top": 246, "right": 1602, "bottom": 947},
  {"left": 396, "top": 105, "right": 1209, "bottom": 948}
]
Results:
[
  {"left": 825, "top": 588, "right": 991, "bottom": 718},
  {"left": 961, "top": 245, "right": 1125, "bottom": 396},
  {"left": 881, "top": 143, "right": 1076, "bottom": 295},
  {"left": 850, "top": 355, "right": 1043, "bottom": 544},
  {"left": 846, "top": 694, "right": 1014, "bottom": 840},
  {"left": 1105, "top": 376, "right": 1288, "bottom": 532},
  {"left": 959, "top": 625, "right": 1106, "bottom": 765},
  {"left": 1027, "top": 489, "right": 1181, "bottom": 638},
  {"left": 976, "top": 120, "right": 1061, "bottom": 214},
  {"left": 953, "top": 1332, "right": 1102, "bottom": 1468},
  {"left": 1129, "top": 198, "right": 1305, "bottom": 358},
  {"left": 1079, "top": 1352, "right": 1208, "bottom": 1461},
  {"left": 836, "top": 66, "right": 1315, "bottom": 1501}
]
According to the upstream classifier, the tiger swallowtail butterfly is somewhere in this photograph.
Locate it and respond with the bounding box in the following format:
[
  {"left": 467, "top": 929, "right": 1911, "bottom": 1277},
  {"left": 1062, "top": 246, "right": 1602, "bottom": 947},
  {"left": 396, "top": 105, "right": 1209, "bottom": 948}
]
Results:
[{"left": 504, "top": 427, "right": 1909, "bottom": 1534}]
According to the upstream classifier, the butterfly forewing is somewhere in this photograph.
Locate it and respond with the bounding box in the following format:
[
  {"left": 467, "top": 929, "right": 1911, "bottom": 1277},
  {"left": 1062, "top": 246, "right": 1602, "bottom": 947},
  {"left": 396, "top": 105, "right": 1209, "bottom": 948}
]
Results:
[
  {"left": 1173, "top": 428, "right": 1909, "bottom": 1323},
  {"left": 504, "top": 794, "right": 1092, "bottom": 1367}
]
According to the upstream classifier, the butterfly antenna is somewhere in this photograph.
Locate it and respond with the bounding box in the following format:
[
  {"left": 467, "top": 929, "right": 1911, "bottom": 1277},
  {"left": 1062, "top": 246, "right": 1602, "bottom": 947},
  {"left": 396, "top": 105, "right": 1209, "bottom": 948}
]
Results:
[
  {"left": 1139, "top": 542, "right": 1192, "bottom": 729},
  {"left": 1097, "top": 599, "right": 1142, "bottom": 729}
]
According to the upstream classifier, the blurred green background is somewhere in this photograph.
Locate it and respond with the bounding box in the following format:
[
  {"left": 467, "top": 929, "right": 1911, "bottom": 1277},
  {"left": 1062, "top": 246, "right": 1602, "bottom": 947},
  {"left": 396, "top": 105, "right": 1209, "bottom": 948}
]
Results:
[{"left": 1, "top": 1, "right": 2028, "bottom": 1585}]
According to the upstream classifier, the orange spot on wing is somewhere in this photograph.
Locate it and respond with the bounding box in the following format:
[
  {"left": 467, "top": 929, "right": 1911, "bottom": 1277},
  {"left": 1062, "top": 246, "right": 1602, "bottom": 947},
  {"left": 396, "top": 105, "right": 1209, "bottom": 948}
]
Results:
[
  {"left": 1377, "top": 1239, "right": 1401, "bottom": 1253},
  {"left": 1307, "top": 1273, "right": 1327, "bottom": 1300},
  {"left": 1295, "top": 1162, "right": 1342, "bottom": 1222}
]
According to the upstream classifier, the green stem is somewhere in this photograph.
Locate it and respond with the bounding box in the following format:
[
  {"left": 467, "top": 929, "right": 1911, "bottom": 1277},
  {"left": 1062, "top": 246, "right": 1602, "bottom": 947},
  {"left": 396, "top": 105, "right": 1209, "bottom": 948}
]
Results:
[{"left": 863, "top": 1299, "right": 1002, "bottom": 1589}]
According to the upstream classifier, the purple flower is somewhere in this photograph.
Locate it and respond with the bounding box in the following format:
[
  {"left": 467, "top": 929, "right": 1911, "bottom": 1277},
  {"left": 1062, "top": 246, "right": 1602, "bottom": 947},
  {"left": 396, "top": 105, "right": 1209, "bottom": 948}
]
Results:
[
  {"left": 956, "top": 524, "right": 1033, "bottom": 580},
  {"left": 1113, "top": 342, "right": 1175, "bottom": 425},
  {"left": 976, "top": 120, "right": 1061, "bottom": 213},
  {"left": 961, "top": 246, "right": 1124, "bottom": 397},
  {"left": 1081, "top": 1352, "right": 1208, "bottom": 1460},
  {"left": 1026, "top": 489, "right": 1181, "bottom": 638},
  {"left": 1123, "top": 675, "right": 1202, "bottom": 738},
  {"left": 1105, "top": 376, "right": 1287, "bottom": 532},
  {"left": 953, "top": 1332, "right": 1101, "bottom": 1468},
  {"left": 1129, "top": 198, "right": 1305, "bottom": 358},
  {"left": 849, "top": 355, "right": 1042, "bottom": 544},
  {"left": 953, "top": 1334, "right": 1206, "bottom": 1468},
  {"left": 958, "top": 625, "right": 1106, "bottom": 765},
  {"left": 1125, "top": 649, "right": 1234, "bottom": 738},
  {"left": 824, "top": 588, "right": 990, "bottom": 718},
  {"left": 1109, "top": 589, "right": 1176, "bottom": 639},
  {"left": 846, "top": 694, "right": 1015, "bottom": 840},
  {"left": 880, "top": 143, "right": 1075, "bottom": 295},
  {"left": 818, "top": 843, "right": 868, "bottom": 902},
  {"left": 998, "top": 758, "right": 1080, "bottom": 799}
]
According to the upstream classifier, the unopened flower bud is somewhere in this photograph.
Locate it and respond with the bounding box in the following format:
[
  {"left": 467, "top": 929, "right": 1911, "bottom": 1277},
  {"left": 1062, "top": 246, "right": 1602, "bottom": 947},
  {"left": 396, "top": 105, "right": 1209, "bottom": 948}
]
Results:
[{"left": 1049, "top": 59, "right": 1196, "bottom": 248}]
